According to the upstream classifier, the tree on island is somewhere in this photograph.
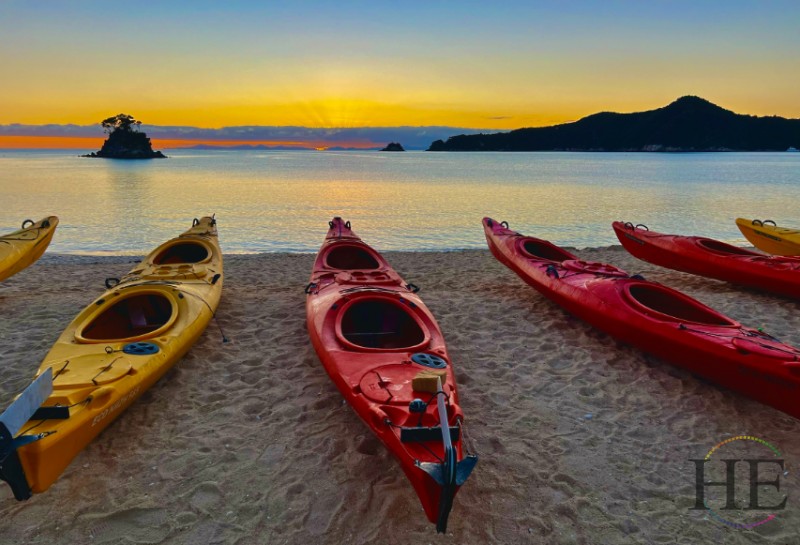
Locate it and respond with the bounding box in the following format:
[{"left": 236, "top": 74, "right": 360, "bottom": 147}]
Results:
[
  {"left": 101, "top": 113, "right": 142, "bottom": 134},
  {"left": 84, "top": 113, "right": 166, "bottom": 159}
]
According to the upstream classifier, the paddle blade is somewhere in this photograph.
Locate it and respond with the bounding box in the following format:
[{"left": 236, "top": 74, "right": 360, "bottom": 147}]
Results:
[{"left": 0, "top": 367, "right": 53, "bottom": 438}]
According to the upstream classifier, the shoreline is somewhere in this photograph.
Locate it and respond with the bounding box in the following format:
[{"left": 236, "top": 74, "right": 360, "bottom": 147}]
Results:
[{"left": 1, "top": 248, "right": 799, "bottom": 543}]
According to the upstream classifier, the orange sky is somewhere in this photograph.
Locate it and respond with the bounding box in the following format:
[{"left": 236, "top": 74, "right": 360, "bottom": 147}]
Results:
[
  {"left": 0, "top": 136, "right": 379, "bottom": 150},
  {"left": 2, "top": 3, "right": 799, "bottom": 146}
]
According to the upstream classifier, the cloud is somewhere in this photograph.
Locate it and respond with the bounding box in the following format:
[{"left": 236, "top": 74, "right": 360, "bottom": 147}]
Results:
[{"left": 0, "top": 123, "right": 498, "bottom": 149}]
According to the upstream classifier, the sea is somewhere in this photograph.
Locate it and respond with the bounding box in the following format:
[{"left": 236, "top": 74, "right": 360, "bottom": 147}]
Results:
[{"left": 1, "top": 149, "right": 798, "bottom": 254}]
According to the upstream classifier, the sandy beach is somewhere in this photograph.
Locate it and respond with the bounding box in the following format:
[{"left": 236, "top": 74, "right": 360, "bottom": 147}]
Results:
[{"left": 1, "top": 247, "right": 799, "bottom": 544}]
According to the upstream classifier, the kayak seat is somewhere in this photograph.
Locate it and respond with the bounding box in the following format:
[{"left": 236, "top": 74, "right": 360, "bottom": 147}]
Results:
[
  {"left": 695, "top": 238, "right": 759, "bottom": 256},
  {"left": 325, "top": 245, "right": 381, "bottom": 270},
  {"left": 341, "top": 299, "right": 425, "bottom": 349},
  {"left": 624, "top": 283, "right": 735, "bottom": 325},
  {"left": 153, "top": 242, "right": 209, "bottom": 265},
  {"left": 519, "top": 238, "right": 575, "bottom": 262},
  {"left": 81, "top": 294, "right": 174, "bottom": 340}
]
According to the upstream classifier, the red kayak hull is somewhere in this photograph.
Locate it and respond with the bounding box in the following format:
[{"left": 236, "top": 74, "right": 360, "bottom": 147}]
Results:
[
  {"left": 306, "top": 217, "right": 475, "bottom": 531},
  {"left": 483, "top": 217, "right": 800, "bottom": 419},
  {"left": 613, "top": 221, "right": 800, "bottom": 298}
]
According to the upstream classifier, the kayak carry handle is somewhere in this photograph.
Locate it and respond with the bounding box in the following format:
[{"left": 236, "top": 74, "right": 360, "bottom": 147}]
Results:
[
  {"left": 406, "top": 283, "right": 420, "bottom": 293},
  {"left": 751, "top": 219, "right": 776, "bottom": 227},
  {"left": 105, "top": 277, "right": 120, "bottom": 289},
  {"left": 21, "top": 219, "right": 34, "bottom": 229}
]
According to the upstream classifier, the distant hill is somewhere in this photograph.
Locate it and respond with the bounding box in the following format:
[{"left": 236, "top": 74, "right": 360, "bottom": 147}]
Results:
[{"left": 427, "top": 96, "right": 800, "bottom": 152}]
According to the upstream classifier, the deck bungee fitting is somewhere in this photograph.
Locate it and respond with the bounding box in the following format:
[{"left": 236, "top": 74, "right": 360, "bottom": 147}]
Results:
[
  {"left": 613, "top": 221, "right": 800, "bottom": 298},
  {"left": 0, "top": 216, "right": 59, "bottom": 282},
  {"left": 305, "top": 217, "right": 477, "bottom": 532},
  {"left": 0, "top": 216, "right": 223, "bottom": 499},
  {"left": 736, "top": 218, "right": 800, "bottom": 256},
  {"left": 483, "top": 217, "right": 800, "bottom": 420}
]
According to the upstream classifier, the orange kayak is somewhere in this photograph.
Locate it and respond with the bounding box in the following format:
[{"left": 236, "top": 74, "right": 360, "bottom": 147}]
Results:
[{"left": 305, "top": 217, "right": 477, "bottom": 532}]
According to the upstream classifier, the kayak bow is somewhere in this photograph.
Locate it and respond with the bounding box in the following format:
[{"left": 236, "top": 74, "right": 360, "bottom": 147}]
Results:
[
  {"left": 0, "top": 216, "right": 59, "bottom": 282},
  {"left": 736, "top": 218, "right": 800, "bottom": 256}
]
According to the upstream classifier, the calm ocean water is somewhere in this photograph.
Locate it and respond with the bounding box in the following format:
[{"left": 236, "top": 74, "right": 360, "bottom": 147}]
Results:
[{"left": 1, "top": 150, "right": 798, "bottom": 254}]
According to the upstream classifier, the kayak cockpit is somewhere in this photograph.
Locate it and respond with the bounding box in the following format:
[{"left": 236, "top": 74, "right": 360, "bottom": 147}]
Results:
[
  {"left": 337, "top": 297, "right": 428, "bottom": 350},
  {"left": 518, "top": 238, "right": 576, "bottom": 262},
  {"left": 76, "top": 292, "right": 178, "bottom": 342},
  {"left": 623, "top": 283, "right": 736, "bottom": 326},
  {"left": 153, "top": 241, "right": 210, "bottom": 265},
  {"left": 324, "top": 244, "right": 381, "bottom": 270},
  {"left": 695, "top": 238, "right": 760, "bottom": 257}
]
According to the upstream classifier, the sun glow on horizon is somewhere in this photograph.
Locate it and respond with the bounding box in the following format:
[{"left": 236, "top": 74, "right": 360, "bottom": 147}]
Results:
[{"left": 0, "top": 135, "right": 384, "bottom": 150}]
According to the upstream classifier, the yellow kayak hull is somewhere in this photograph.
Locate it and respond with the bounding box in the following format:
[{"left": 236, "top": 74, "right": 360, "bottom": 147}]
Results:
[
  {"left": 7, "top": 217, "right": 223, "bottom": 496},
  {"left": 736, "top": 218, "right": 800, "bottom": 256},
  {"left": 0, "top": 217, "right": 59, "bottom": 282}
]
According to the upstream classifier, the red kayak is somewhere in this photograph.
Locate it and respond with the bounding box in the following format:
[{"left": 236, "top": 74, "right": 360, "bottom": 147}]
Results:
[
  {"left": 483, "top": 217, "right": 800, "bottom": 419},
  {"left": 613, "top": 221, "right": 800, "bottom": 298},
  {"left": 305, "top": 217, "right": 477, "bottom": 532}
]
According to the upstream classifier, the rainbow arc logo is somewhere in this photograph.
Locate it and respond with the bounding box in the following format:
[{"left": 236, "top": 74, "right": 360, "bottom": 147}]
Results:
[{"left": 690, "top": 435, "right": 787, "bottom": 529}]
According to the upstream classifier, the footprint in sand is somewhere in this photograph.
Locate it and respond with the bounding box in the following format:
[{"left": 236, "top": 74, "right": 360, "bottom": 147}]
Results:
[
  {"left": 189, "top": 481, "right": 224, "bottom": 512},
  {"left": 305, "top": 492, "right": 343, "bottom": 536},
  {"left": 85, "top": 508, "right": 169, "bottom": 544}
]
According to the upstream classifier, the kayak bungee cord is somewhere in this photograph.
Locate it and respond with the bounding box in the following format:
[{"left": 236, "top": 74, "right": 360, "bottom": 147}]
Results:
[{"left": 677, "top": 324, "right": 800, "bottom": 359}]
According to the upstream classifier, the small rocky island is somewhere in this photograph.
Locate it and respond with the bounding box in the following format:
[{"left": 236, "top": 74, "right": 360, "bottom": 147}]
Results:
[
  {"left": 380, "top": 142, "right": 405, "bottom": 151},
  {"left": 83, "top": 114, "right": 166, "bottom": 159}
]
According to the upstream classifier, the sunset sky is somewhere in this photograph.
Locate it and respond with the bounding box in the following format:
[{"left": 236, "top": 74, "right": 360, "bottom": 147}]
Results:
[{"left": 1, "top": 1, "right": 798, "bottom": 148}]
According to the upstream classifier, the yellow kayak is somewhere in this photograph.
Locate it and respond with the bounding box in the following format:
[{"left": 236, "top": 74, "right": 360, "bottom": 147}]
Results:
[
  {"left": 0, "top": 216, "right": 223, "bottom": 499},
  {"left": 0, "top": 217, "right": 59, "bottom": 282},
  {"left": 736, "top": 218, "right": 800, "bottom": 256}
]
